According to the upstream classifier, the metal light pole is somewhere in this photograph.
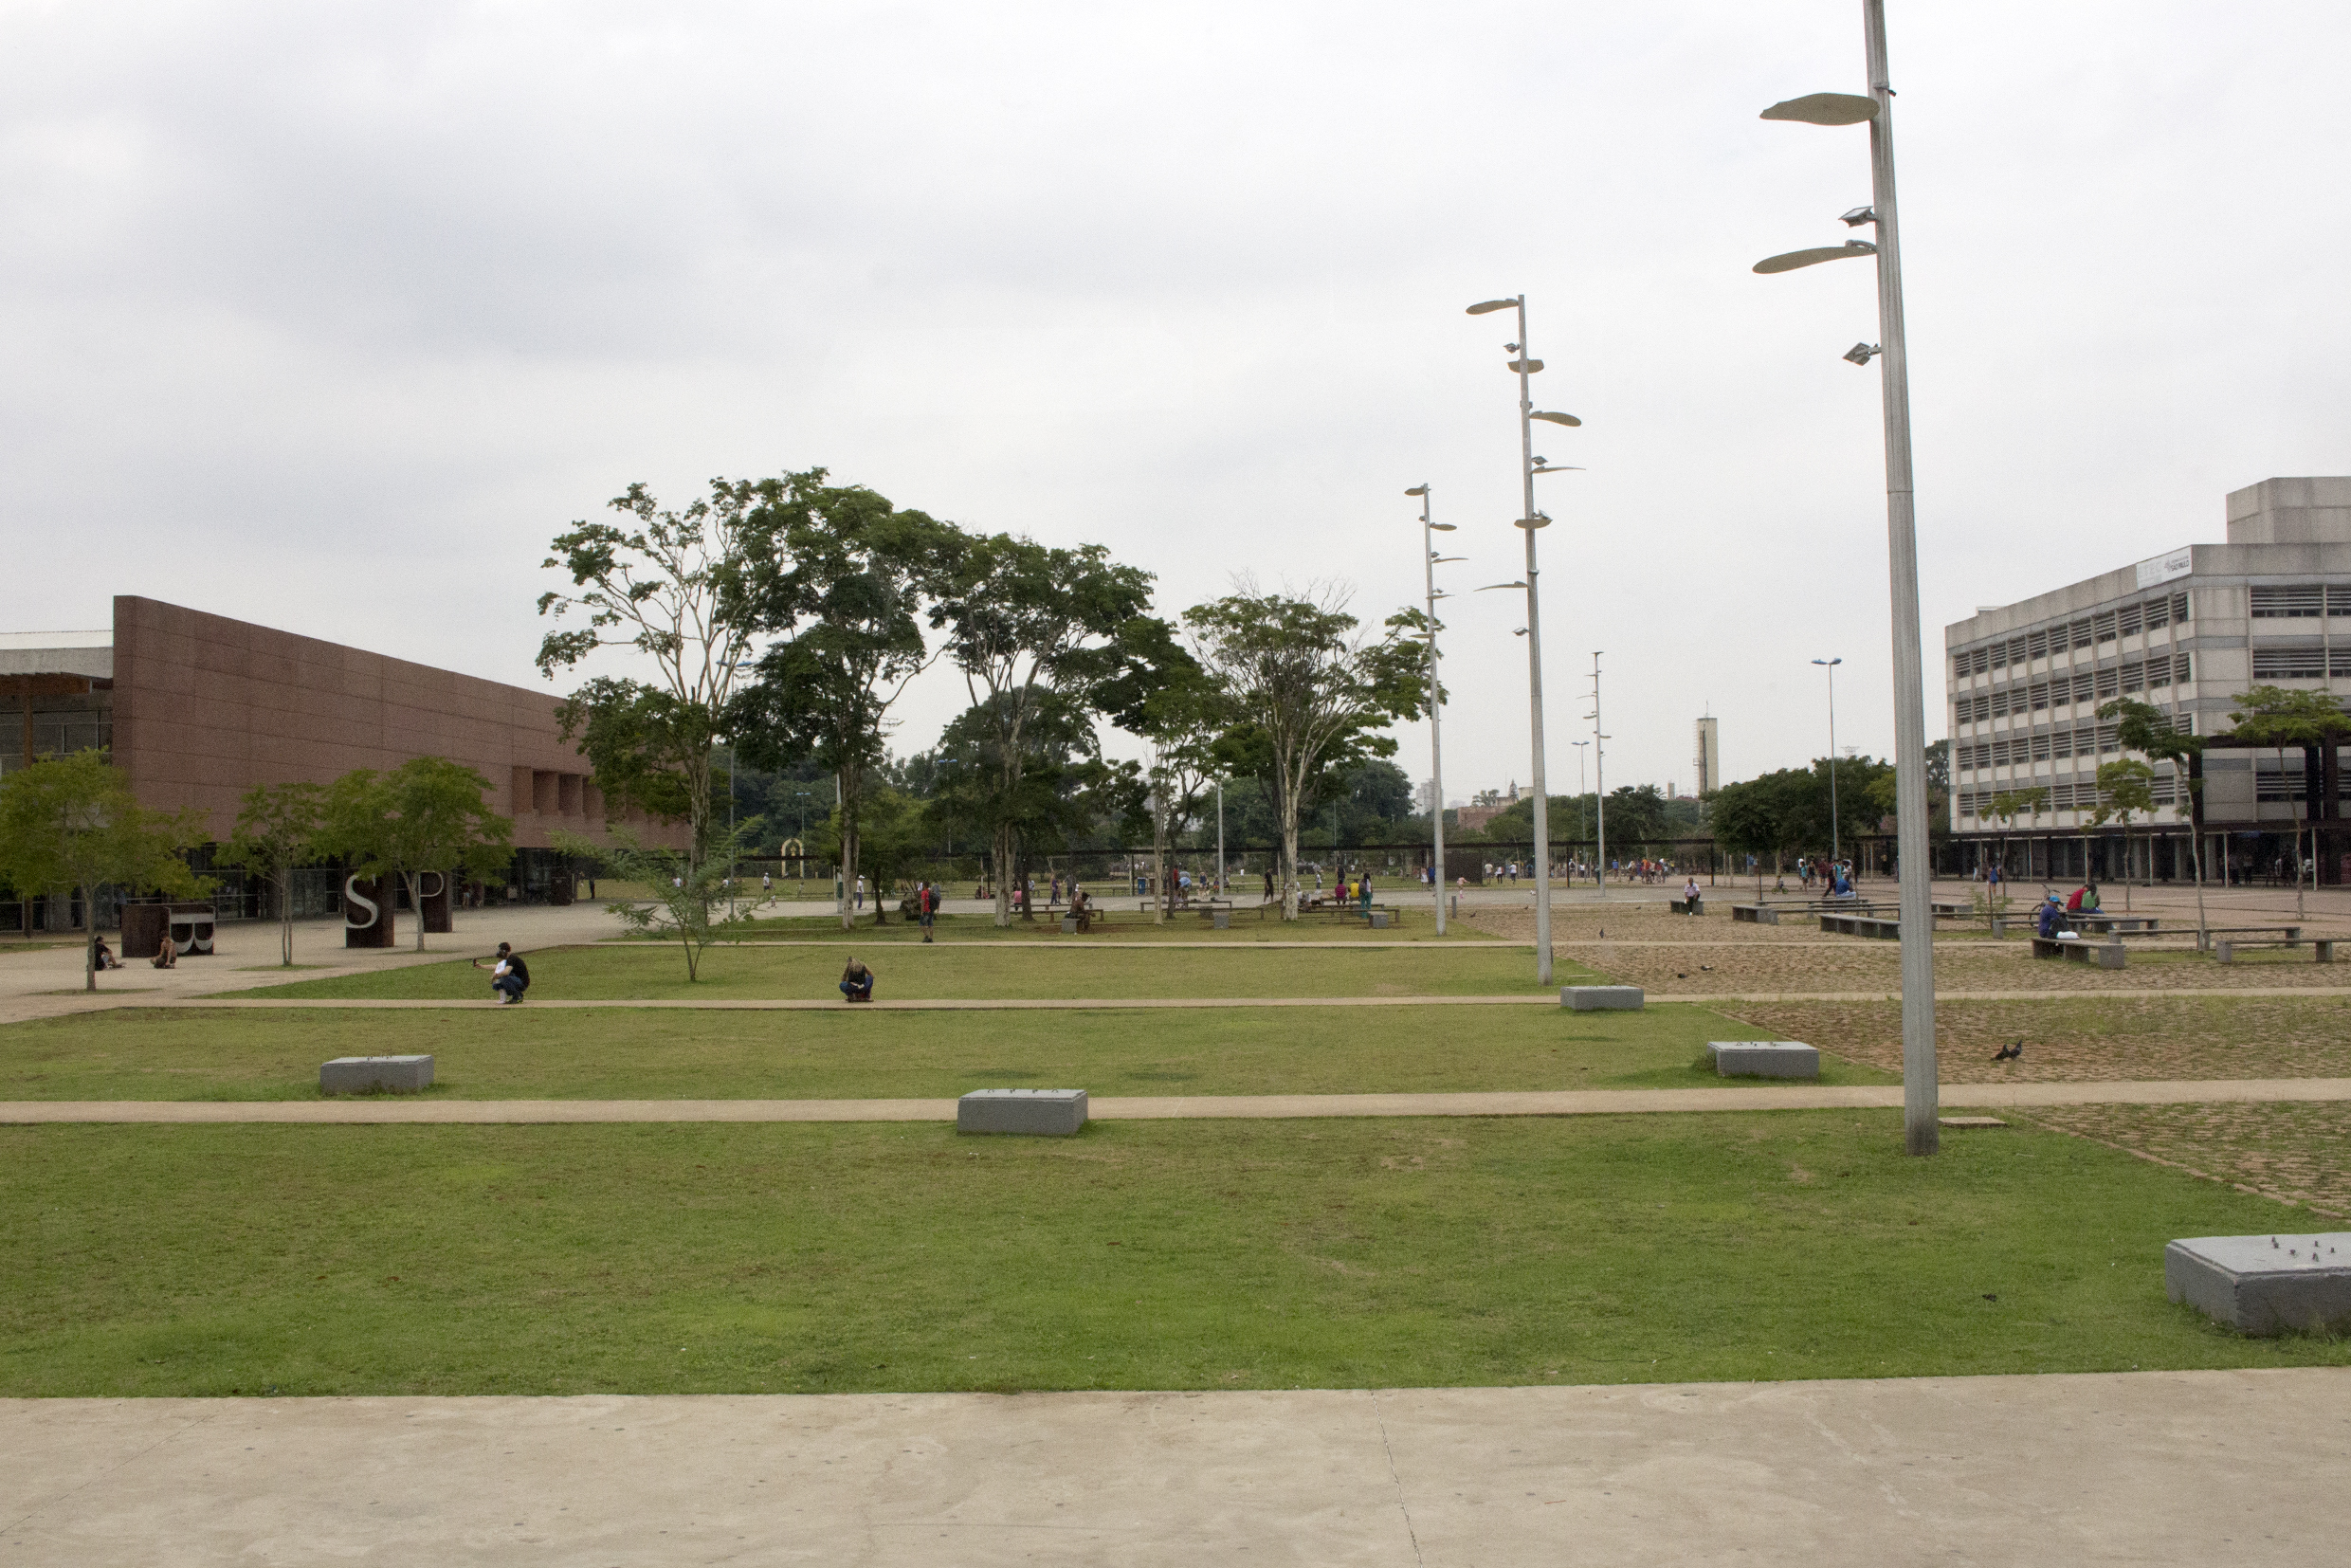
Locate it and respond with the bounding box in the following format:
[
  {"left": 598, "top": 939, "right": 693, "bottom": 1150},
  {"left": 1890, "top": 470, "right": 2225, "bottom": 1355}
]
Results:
[
  {"left": 1467, "top": 295, "right": 1581, "bottom": 985},
  {"left": 1571, "top": 738, "right": 1590, "bottom": 871},
  {"left": 1814, "top": 657, "right": 1843, "bottom": 866},
  {"left": 1754, "top": 0, "right": 1937, "bottom": 1153},
  {"left": 1409, "top": 483, "right": 1462, "bottom": 934},
  {"left": 1588, "top": 653, "right": 1609, "bottom": 892},
  {"left": 1215, "top": 778, "right": 1226, "bottom": 896}
]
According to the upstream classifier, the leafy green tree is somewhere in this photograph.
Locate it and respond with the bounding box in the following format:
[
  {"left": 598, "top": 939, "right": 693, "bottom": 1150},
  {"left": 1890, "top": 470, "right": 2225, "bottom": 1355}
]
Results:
[
  {"left": 1982, "top": 785, "right": 2049, "bottom": 899},
  {"left": 217, "top": 781, "right": 326, "bottom": 967},
  {"left": 2100, "top": 696, "right": 2208, "bottom": 942},
  {"left": 1183, "top": 583, "right": 1428, "bottom": 919},
  {"left": 810, "top": 786, "right": 933, "bottom": 921},
  {"left": 1707, "top": 775, "right": 1781, "bottom": 899},
  {"left": 923, "top": 691, "right": 1133, "bottom": 911},
  {"left": 537, "top": 481, "right": 762, "bottom": 857},
  {"left": 930, "top": 533, "right": 1157, "bottom": 926},
  {"left": 2089, "top": 759, "right": 2157, "bottom": 912},
  {"left": 2224, "top": 685, "right": 2351, "bottom": 923},
  {"left": 0, "top": 750, "right": 211, "bottom": 990},
  {"left": 316, "top": 758, "right": 515, "bottom": 953},
  {"left": 727, "top": 472, "right": 966, "bottom": 930},
  {"left": 556, "top": 821, "right": 756, "bottom": 980}
]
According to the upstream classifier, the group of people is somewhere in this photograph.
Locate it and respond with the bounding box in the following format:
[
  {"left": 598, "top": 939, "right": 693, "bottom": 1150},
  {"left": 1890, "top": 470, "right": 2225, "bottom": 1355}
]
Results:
[
  {"left": 1795, "top": 856, "right": 1859, "bottom": 898},
  {"left": 89, "top": 934, "right": 180, "bottom": 970},
  {"left": 2032, "top": 881, "right": 2105, "bottom": 937}
]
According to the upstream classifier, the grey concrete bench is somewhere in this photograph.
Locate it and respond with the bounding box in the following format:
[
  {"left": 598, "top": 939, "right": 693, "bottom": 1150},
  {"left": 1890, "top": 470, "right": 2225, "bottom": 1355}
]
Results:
[
  {"left": 1668, "top": 898, "right": 1704, "bottom": 916},
  {"left": 1707, "top": 1041, "right": 1819, "bottom": 1079},
  {"left": 2075, "top": 914, "right": 2159, "bottom": 935},
  {"left": 2165, "top": 1232, "right": 2351, "bottom": 1335},
  {"left": 2030, "top": 935, "right": 2125, "bottom": 969},
  {"left": 1731, "top": 903, "right": 1778, "bottom": 924},
  {"left": 1562, "top": 985, "right": 1644, "bottom": 1012},
  {"left": 320, "top": 1055, "right": 434, "bottom": 1094},
  {"left": 957, "top": 1088, "right": 1088, "bottom": 1136},
  {"left": 1819, "top": 912, "right": 1900, "bottom": 939}
]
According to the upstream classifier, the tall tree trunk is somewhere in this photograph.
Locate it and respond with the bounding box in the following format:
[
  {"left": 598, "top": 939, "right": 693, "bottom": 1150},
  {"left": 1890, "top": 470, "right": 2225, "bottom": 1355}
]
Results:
[
  {"left": 1278, "top": 770, "right": 1302, "bottom": 921},
  {"left": 280, "top": 867, "right": 297, "bottom": 966},
  {"left": 837, "top": 763, "right": 865, "bottom": 932},
  {"left": 992, "top": 823, "right": 1014, "bottom": 928},
  {"left": 1151, "top": 808, "right": 1169, "bottom": 925}
]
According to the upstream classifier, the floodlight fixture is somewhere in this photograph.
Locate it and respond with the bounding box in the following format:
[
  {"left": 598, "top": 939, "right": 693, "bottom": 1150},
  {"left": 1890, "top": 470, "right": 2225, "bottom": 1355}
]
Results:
[
  {"left": 1843, "top": 342, "right": 1881, "bottom": 366},
  {"left": 1841, "top": 206, "right": 1877, "bottom": 228},
  {"left": 1753, "top": 240, "right": 1877, "bottom": 275},
  {"left": 1759, "top": 92, "right": 1879, "bottom": 125}
]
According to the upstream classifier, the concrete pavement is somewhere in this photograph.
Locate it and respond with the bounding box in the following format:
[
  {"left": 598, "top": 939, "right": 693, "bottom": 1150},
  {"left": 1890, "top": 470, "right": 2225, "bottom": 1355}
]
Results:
[
  {"left": 2, "top": 1369, "right": 2342, "bottom": 1566},
  {"left": 8, "top": 1077, "right": 2348, "bottom": 1124}
]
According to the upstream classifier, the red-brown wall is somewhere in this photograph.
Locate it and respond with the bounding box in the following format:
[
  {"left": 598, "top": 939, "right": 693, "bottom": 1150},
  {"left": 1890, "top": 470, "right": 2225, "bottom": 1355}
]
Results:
[{"left": 110, "top": 596, "right": 674, "bottom": 848}]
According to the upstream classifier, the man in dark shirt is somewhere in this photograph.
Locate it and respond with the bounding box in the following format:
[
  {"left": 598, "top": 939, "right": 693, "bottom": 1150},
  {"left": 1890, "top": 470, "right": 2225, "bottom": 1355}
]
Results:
[{"left": 472, "top": 942, "right": 531, "bottom": 1004}]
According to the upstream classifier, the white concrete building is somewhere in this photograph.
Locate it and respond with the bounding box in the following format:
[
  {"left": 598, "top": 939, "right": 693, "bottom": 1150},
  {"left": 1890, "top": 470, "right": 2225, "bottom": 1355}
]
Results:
[{"left": 1943, "top": 476, "right": 2351, "bottom": 879}]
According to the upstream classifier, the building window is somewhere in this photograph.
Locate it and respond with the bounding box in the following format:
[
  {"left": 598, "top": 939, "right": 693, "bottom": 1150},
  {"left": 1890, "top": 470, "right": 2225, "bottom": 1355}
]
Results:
[
  {"left": 2252, "top": 647, "right": 2327, "bottom": 680},
  {"left": 2092, "top": 611, "right": 2117, "bottom": 643},
  {"left": 2118, "top": 602, "right": 2143, "bottom": 637},
  {"left": 2174, "top": 651, "right": 2192, "bottom": 684},
  {"left": 2120, "top": 660, "right": 2144, "bottom": 693},
  {"left": 2142, "top": 597, "right": 2170, "bottom": 632},
  {"left": 2031, "top": 731, "right": 2052, "bottom": 761},
  {"left": 2251, "top": 585, "right": 2324, "bottom": 618},
  {"left": 2029, "top": 682, "right": 2049, "bottom": 710},
  {"left": 2256, "top": 769, "right": 2306, "bottom": 803},
  {"left": 2094, "top": 666, "right": 2120, "bottom": 698},
  {"left": 2173, "top": 592, "right": 2190, "bottom": 623},
  {"left": 2026, "top": 629, "right": 2049, "bottom": 660}
]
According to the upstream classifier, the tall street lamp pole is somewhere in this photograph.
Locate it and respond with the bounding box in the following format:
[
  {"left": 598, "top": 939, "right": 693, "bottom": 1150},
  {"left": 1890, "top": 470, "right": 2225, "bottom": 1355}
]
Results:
[
  {"left": 1467, "top": 294, "right": 1581, "bottom": 986},
  {"left": 1754, "top": 0, "right": 1937, "bottom": 1153},
  {"left": 1814, "top": 657, "right": 1843, "bottom": 866},
  {"left": 1571, "top": 738, "right": 1590, "bottom": 865},
  {"left": 1409, "top": 484, "right": 1462, "bottom": 934},
  {"left": 1587, "top": 652, "right": 1609, "bottom": 892},
  {"left": 1215, "top": 778, "right": 1226, "bottom": 896}
]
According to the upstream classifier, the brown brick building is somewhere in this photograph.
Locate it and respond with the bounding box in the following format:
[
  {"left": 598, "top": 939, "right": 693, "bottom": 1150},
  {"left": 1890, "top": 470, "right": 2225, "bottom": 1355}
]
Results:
[{"left": 5, "top": 598, "right": 675, "bottom": 902}]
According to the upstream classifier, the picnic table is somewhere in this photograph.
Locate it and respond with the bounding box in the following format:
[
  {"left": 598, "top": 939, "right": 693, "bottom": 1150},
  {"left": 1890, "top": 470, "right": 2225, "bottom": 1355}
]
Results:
[{"left": 2030, "top": 934, "right": 2126, "bottom": 969}]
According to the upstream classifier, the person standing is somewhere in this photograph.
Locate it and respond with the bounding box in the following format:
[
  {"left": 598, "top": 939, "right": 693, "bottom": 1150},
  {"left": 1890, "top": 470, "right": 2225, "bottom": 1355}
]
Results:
[
  {"left": 1358, "top": 871, "right": 1374, "bottom": 921},
  {"left": 918, "top": 881, "right": 938, "bottom": 943},
  {"left": 854, "top": 875, "right": 866, "bottom": 913}
]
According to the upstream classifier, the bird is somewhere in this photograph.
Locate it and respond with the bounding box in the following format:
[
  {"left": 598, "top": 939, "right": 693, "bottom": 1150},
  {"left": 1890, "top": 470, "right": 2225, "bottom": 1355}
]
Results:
[
  {"left": 1992, "top": 1039, "right": 2023, "bottom": 1063},
  {"left": 1676, "top": 971, "right": 1687, "bottom": 979},
  {"left": 1700, "top": 963, "right": 1714, "bottom": 972}
]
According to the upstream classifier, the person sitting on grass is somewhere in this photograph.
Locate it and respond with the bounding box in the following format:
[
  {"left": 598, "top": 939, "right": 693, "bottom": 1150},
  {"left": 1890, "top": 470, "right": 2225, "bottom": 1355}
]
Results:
[
  {"left": 840, "top": 957, "right": 875, "bottom": 1003},
  {"left": 94, "top": 937, "right": 119, "bottom": 970},
  {"left": 152, "top": 933, "right": 177, "bottom": 970},
  {"left": 472, "top": 941, "right": 530, "bottom": 1004}
]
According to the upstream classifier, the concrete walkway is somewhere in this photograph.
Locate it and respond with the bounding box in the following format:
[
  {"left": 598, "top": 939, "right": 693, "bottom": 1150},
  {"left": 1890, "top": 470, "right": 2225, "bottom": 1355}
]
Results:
[
  {"left": 9, "top": 1077, "right": 2347, "bottom": 1124},
  {"left": 131, "top": 985, "right": 2351, "bottom": 1012},
  {"left": 2, "top": 1369, "right": 2342, "bottom": 1566}
]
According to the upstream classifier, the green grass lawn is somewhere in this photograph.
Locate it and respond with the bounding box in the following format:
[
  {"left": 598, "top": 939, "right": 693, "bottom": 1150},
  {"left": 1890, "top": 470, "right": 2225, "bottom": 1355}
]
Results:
[
  {"left": 3, "top": 1113, "right": 2340, "bottom": 1397},
  {"left": 228, "top": 942, "right": 1596, "bottom": 1002},
  {"left": 0, "top": 1002, "right": 1887, "bottom": 1101},
  {"left": 660, "top": 908, "right": 1497, "bottom": 943}
]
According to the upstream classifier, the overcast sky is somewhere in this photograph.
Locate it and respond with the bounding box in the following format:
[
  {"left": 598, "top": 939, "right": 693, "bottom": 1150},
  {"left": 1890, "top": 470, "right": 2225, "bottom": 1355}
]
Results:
[{"left": 4, "top": 1, "right": 2345, "bottom": 803}]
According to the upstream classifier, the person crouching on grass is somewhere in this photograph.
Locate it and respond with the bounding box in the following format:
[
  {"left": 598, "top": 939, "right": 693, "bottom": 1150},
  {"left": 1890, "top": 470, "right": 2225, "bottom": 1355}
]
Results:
[
  {"left": 840, "top": 957, "right": 875, "bottom": 1003},
  {"left": 471, "top": 941, "right": 530, "bottom": 1004}
]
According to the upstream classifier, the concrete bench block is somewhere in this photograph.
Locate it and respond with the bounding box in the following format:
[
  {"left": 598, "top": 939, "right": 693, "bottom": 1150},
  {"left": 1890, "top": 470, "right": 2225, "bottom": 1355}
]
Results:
[
  {"left": 1707, "top": 1041, "right": 1820, "bottom": 1079},
  {"left": 1563, "top": 986, "right": 1644, "bottom": 1012},
  {"left": 1213, "top": 910, "right": 1230, "bottom": 930},
  {"left": 320, "top": 1055, "right": 434, "bottom": 1094},
  {"left": 957, "top": 1087, "right": 1088, "bottom": 1136},
  {"left": 1060, "top": 916, "right": 1077, "bottom": 933},
  {"left": 1368, "top": 910, "right": 1389, "bottom": 929},
  {"left": 2165, "top": 1232, "right": 2351, "bottom": 1336}
]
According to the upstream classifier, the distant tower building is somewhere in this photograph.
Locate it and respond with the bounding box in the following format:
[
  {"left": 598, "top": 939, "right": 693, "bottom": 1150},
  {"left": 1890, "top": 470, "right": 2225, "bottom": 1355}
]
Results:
[{"left": 1694, "top": 716, "right": 1721, "bottom": 795}]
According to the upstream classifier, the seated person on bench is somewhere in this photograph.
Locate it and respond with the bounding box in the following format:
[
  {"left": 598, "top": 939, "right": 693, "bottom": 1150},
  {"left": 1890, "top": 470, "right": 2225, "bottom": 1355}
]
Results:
[{"left": 2036, "top": 894, "right": 2063, "bottom": 939}]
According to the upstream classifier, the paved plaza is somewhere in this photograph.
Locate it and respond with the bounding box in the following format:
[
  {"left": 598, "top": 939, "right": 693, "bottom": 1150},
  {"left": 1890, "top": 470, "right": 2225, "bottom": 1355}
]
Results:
[{"left": 3, "top": 1369, "right": 2342, "bottom": 1566}]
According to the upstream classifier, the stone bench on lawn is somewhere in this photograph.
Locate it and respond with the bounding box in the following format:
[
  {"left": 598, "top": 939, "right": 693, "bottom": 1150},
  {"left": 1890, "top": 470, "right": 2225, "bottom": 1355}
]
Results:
[
  {"left": 1562, "top": 986, "right": 1643, "bottom": 1012},
  {"left": 2165, "top": 1232, "right": 2351, "bottom": 1335},
  {"left": 320, "top": 1055, "right": 434, "bottom": 1094},
  {"left": 957, "top": 1088, "right": 1088, "bottom": 1136},
  {"left": 1707, "top": 1041, "right": 1820, "bottom": 1080}
]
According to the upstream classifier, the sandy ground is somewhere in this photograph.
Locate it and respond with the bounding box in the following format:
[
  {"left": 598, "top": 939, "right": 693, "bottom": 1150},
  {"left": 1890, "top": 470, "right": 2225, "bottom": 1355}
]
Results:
[{"left": 2025, "top": 1101, "right": 2351, "bottom": 1218}]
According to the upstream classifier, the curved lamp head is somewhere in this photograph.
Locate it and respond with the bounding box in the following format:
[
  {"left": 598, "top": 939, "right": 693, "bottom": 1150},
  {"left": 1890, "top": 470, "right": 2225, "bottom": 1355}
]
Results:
[
  {"left": 1478, "top": 582, "right": 1527, "bottom": 593},
  {"left": 1508, "top": 358, "right": 1545, "bottom": 374},
  {"left": 1404, "top": 484, "right": 1428, "bottom": 497},
  {"left": 1431, "top": 555, "right": 1467, "bottom": 563},
  {"left": 1760, "top": 92, "right": 1879, "bottom": 125},
  {"left": 1429, "top": 521, "right": 1457, "bottom": 532},
  {"left": 1530, "top": 410, "right": 1580, "bottom": 428},
  {"left": 1467, "top": 299, "right": 1519, "bottom": 315},
  {"left": 1813, "top": 657, "right": 1843, "bottom": 667},
  {"left": 1755, "top": 240, "right": 1877, "bottom": 275}
]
